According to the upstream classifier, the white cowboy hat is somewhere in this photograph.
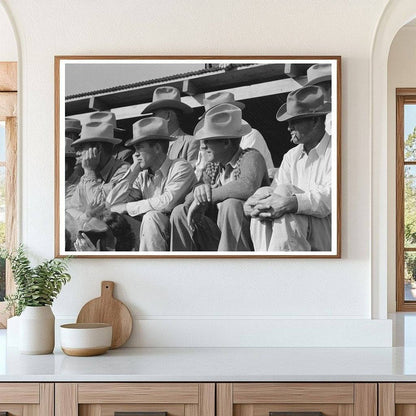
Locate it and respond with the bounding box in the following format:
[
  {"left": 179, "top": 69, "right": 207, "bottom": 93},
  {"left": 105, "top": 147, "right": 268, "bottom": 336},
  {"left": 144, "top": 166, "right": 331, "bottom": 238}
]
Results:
[
  {"left": 194, "top": 103, "right": 251, "bottom": 141},
  {"left": 199, "top": 91, "right": 245, "bottom": 119},
  {"left": 142, "top": 86, "right": 193, "bottom": 115},
  {"left": 276, "top": 85, "right": 331, "bottom": 122},
  {"left": 125, "top": 117, "right": 176, "bottom": 147},
  {"left": 305, "top": 64, "right": 332, "bottom": 86},
  {"left": 88, "top": 111, "right": 125, "bottom": 133},
  {"left": 72, "top": 122, "right": 121, "bottom": 146}
]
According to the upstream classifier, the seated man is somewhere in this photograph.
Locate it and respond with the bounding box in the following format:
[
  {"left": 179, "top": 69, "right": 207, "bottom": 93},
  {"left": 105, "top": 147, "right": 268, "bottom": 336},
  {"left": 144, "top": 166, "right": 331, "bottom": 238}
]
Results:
[
  {"left": 170, "top": 103, "right": 269, "bottom": 252},
  {"left": 245, "top": 85, "right": 332, "bottom": 252},
  {"left": 66, "top": 114, "right": 130, "bottom": 226},
  {"left": 108, "top": 117, "right": 196, "bottom": 251},
  {"left": 142, "top": 85, "right": 199, "bottom": 165}
]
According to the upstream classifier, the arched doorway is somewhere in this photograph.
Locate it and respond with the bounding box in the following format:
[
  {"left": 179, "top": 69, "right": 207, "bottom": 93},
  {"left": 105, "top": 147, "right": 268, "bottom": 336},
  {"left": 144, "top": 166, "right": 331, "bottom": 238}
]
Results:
[
  {"left": 371, "top": 0, "right": 416, "bottom": 319},
  {"left": 0, "top": 0, "right": 18, "bottom": 327}
]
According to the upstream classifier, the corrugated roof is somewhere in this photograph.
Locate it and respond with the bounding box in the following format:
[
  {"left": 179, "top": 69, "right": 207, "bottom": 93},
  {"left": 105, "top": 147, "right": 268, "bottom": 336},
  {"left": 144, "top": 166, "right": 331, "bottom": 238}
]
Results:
[{"left": 65, "top": 63, "right": 255, "bottom": 100}]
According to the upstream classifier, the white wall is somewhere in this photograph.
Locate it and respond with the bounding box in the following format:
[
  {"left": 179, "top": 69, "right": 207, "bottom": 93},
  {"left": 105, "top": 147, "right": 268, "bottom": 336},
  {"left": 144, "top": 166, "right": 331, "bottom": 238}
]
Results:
[
  {"left": 0, "top": 0, "right": 394, "bottom": 346},
  {"left": 0, "top": 3, "right": 16, "bottom": 61},
  {"left": 387, "top": 25, "right": 416, "bottom": 312}
]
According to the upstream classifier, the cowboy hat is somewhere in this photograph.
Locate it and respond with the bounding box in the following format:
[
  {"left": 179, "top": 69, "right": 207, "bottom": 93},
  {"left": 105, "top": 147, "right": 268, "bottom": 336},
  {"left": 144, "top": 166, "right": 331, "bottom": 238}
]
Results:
[
  {"left": 142, "top": 86, "right": 193, "bottom": 115},
  {"left": 199, "top": 91, "right": 245, "bottom": 119},
  {"left": 65, "top": 118, "right": 82, "bottom": 134},
  {"left": 65, "top": 137, "right": 76, "bottom": 158},
  {"left": 72, "top": 122, "right": 121, "bottom": 146},
  {"left": 276, "top": 85, "right": 331, "bottom": 122},
  {"left": 88, "top": 111, "right": 125, "bottom": 133},
  {"left": 305, "top": 64, "right": 332, "bottom": 86},
  {"left": 194, "top": 103, "right": 251, "bottom": 141},
  {"left": 125, "top": 117, "right": 176, "bottom": 147}
]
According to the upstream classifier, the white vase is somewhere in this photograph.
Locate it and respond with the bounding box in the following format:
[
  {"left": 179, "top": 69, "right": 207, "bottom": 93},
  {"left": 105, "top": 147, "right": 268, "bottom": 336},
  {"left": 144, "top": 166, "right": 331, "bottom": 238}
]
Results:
[
  {"left": 6, "top": 315, "right": 20, "bottom": 347},
  {"left": 19, "top": 305, "right": 55, "bottom": 354}
]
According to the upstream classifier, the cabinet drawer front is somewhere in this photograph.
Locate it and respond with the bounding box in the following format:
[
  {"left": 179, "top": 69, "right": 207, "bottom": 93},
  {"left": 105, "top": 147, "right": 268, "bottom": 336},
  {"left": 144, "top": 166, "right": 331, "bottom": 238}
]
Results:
[
  {"left": 78, "top": 383, "right": 200, "bottom": 404},
  {"left": 233, "top": 384, "right": 354, "bottom": 404},
  {"left": 0, "top": 383, "right": 39, "bottom": 403},
  {"left": 80, "top": 403, "right": 186, "bottom": 416}
]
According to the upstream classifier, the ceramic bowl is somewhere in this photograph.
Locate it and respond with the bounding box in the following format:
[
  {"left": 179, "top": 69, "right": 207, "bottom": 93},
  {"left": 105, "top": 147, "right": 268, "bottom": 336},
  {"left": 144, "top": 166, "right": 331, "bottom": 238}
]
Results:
[{"left": 60, "top": 323, "right": 112, "bottom": 356}]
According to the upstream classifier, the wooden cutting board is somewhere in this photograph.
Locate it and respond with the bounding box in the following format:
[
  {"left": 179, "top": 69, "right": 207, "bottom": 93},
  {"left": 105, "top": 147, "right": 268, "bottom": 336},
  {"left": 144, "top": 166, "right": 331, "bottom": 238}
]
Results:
[{"left": 76, "top": 281, "right": 133, "bottom": 349}]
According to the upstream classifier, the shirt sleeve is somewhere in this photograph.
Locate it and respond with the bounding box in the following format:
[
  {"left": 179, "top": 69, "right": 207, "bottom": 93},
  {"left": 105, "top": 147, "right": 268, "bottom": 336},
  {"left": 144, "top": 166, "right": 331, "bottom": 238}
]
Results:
[
  {"left": 295, "top": 155, "right": 332, "bottom": 218},
  {"left": 126, "top": 160, "right": 196, "bottom": 217},
  {"left": 105, "top": 164, "right": 143, "bottom": 206},
  {"left": 211, "top": 150, "right": 269, "bottom": 203}
]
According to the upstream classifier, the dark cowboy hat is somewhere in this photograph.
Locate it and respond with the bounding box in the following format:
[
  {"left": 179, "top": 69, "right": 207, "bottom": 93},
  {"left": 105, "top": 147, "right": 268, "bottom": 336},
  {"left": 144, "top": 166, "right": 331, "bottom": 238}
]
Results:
[
  {"left": 142, "top": 86, "right": 193, "bottom": 115},
  {"left": 276, "top": 85, "right": 331, "bottom": 122}
]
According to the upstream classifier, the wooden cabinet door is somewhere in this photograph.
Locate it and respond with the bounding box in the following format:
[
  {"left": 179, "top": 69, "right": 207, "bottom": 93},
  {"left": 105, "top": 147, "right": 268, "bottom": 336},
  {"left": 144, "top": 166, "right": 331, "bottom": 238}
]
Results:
[
  {"left": 379, "top": 383, "right": 416, "bottom": 416},
  {"left": 0, "top": 383, "right": 53, "bottom": 416},
  {"left": 55, "top": 383, "right": 215, "bottom": 416},
  {"left": 217, "top": 383, "right": 377, "bottom": 416}
]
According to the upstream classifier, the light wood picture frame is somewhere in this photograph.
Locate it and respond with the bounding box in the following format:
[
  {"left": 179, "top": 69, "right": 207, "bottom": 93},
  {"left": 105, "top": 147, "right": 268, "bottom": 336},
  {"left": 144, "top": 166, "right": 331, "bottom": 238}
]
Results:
[{"left": 55, "top": 56, "right": 341, "bottom": 258}]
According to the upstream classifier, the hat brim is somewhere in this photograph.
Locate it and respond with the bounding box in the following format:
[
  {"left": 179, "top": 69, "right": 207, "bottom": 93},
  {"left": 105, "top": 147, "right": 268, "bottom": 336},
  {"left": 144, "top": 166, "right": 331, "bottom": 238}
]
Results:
[
  {"left": 193, "top": 119, "right": 252, "bottom": 141},
  {"left": 305, "top": 75, "right": 331, "bottom": 86},
  {"left": 125, "top": 135, "right": 176, "bottom": 147},
  {"left": 142, "top": 100, "right": 193, "bottom": 115},
  {"left": 276, "top": 102, "right": 332, "bottom": 122},
  {"left": 198, "top": 101, "right": 245, "bottom": 120},
  {"left": 72, "top": 137, "right": 121, "bottom": 146}
]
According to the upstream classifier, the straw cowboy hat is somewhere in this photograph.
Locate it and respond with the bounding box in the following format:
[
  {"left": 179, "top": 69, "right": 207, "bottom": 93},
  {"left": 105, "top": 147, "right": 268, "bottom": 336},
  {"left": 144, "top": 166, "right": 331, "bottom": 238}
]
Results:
[
  {"left": 125, "top": 117, "right": 176, "bottom": 147},
  {"left": 142, "top": 86, "right": 193, "bottom": 115},
  {"left": 88, "top": 111, "right": 125, "bottom": 133},
  {"left": 194, "top": 103, "right": 251, "bottom": 141},
  {"left": 305, "top": 64, "right": 332, "bottom": 86},
  {"left": 72, "top": 122, "right": 121, "bottom": 146},
  {"left": 276, "top": 85, "right": 331, "bottom": 122},
  {"left": 199, "top": 91, "right": 245, "bottom": 119},
  {"left": 65, "top": 118, "right": 82, "bottom": 134},
  {"left": 65, "top": 137, "right": 76, "bottom": 158}
]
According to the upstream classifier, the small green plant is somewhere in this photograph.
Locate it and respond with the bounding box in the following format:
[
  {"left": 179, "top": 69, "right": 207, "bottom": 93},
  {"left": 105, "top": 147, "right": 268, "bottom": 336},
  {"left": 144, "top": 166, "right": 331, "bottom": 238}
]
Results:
[{"left": 1, "top": 245, "right": 71, "bottom": 316}]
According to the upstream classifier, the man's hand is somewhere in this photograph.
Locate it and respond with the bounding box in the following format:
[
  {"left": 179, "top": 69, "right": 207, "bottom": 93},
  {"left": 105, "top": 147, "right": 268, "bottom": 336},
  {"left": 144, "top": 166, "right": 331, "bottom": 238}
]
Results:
[
  {"left": 186, "top": 199, "right": 208, "bottom": 232},
  {"left": 244, "top": 186, "right": 274, "bottom": 217},
  {"left": 193, "top": 184, "right": 212, "bottom": 204},
  {"left": 254, "top": 194, "right": 298, "bottom": 220},
  {"left": 74, "top": 232, "right": 100, "bottom": 251},
  {"left": 82, "top": 146, "right": 101, "bottom": 172},
  {"left": 111, "top": 203, "right": 128, "bottom": 214}
]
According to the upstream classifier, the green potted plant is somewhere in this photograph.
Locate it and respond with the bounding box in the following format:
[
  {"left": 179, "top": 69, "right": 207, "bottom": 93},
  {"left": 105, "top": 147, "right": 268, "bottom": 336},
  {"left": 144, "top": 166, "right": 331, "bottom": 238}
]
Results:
[{"left": 2, "top": 245, "right": 71, "bottom": 354}]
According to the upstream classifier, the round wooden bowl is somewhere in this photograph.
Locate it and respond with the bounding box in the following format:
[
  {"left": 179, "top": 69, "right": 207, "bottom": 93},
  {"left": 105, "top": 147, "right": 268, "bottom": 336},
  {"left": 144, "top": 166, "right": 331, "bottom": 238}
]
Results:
[{"left": 60, "top": 323, "right": 112, "bottom": 357}]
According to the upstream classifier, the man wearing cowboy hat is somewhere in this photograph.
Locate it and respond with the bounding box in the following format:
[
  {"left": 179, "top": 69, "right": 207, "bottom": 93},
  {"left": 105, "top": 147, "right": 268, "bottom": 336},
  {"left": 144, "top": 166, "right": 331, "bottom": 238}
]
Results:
[
  {"left": 306, "top": 63, "right": 332, "bottom": 135},
  {"left": 170, "top": 103, "right": 269, "bottom": 251},
  {"left": 195, "top": 91, "right": 274, "bottom": 176},
  {"left": 108, "top": 117, "right": 196, "bottom": 251},
  {"left": 245, "top": 85, "right": 332, "bottom": 252},
  {"left": 142, "top": 85, "right": 199, "bottom": 164},
  {"left": 66, "top": 113, "right": 130, "bottom": 225}
]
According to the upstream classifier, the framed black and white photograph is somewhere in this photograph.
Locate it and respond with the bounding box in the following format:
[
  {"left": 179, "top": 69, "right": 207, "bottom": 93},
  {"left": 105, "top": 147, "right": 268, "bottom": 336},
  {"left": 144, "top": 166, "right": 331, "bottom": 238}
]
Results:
[{"left": 55, "top": 56, "right": 341, "bottom": 258}]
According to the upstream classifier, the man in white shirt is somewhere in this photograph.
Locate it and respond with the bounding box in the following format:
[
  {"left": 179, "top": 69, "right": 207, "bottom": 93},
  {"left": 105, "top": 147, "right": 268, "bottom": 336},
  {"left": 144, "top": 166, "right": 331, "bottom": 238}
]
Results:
[
  {"left": 109, "top": 117, "right": 196, "bottom": 251},
  {"left": 245, "top": 85, "right": 332, "bottom": 252}
]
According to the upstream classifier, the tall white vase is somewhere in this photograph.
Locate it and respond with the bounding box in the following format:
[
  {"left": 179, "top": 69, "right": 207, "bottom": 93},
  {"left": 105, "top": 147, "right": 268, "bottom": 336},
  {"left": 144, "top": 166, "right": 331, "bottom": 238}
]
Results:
[{"left": 19, "top": 306, "right": 55, "bottom": 354}]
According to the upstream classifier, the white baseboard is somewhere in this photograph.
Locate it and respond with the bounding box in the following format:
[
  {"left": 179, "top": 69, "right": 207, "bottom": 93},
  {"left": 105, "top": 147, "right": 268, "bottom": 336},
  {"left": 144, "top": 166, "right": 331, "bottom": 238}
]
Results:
[{"left": 56, "top": 317, "right": 392, "bottom": 347}]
